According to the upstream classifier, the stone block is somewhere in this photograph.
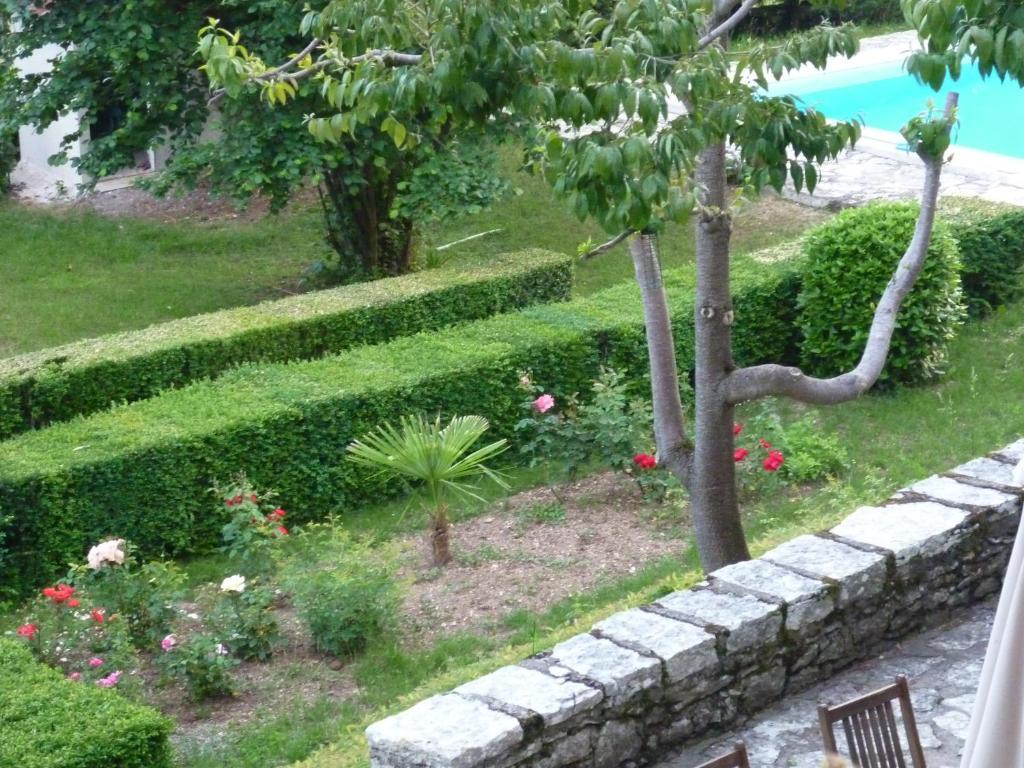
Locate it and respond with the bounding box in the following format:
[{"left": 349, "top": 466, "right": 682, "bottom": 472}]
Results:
[
  {"left": 710, "top": 558, "right": 833, "bottom": 632},
  {"left": 456, "top": 665, "right": 602, "bottom": 727},
  {"left": 762, "top": 534, "right": 887, "bottom": 606},
  {"left": 832, "top": 502, "right": 969, "bottom": 564},
  {"left": 655, "top": 587, "right": 782, "bottom": 655},
  {"left": 898, "top": 475, "right": 1019, "bottom": 518},
  {"left": 366, "top": 694, "right": 523, "bottom": 768},
  {"left": 593, "top": 609, "right": 717, "bottom": 684},
  {"left": 548, "top": 633, "right": 660, "bottom": 706},
  {"left": 950, "top": 457, "right": 1024, "bottom": 491},
  {"left": 994, "top": 438, "right": 1024, "bottom": 462}
]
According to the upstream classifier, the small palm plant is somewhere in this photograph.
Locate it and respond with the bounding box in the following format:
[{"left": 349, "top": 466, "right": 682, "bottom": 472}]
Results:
[{"left": 347, "top": 414, "right": 509, "bottom": 566}]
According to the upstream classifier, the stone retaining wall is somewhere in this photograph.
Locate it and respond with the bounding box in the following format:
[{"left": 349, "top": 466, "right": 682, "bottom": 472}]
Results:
[{"left": 366, "top": 440, "right": 1024, "bottom": 768}]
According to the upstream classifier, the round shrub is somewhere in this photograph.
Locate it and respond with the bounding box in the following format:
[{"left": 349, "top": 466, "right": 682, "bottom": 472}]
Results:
[{"left": 798, "top": 201, "right": 965, "bottom": 387}]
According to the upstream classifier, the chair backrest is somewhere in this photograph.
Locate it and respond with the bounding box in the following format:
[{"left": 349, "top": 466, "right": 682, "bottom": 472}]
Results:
[
  {"left": 692, "top": 742, "right": 751, "bottom": 768},
  {"left": 817, "top": 675, "right": 927, "bottom": 768}
]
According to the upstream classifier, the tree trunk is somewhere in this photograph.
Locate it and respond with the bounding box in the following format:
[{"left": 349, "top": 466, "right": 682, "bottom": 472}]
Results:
[
  {"left": 690, "top": 141, "right": 751, "bottom": 572},
  {"left": 430, "top": 505, "right": 453, "bottom": 567},
  {"left": 317, "top": 162, "right": 415, "bottom": 282},
  {"left": 629, "top": 233, "right": 692, "bottom": 486}
]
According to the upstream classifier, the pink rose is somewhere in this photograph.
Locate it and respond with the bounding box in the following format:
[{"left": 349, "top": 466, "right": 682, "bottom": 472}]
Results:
[
  {"left": 88, "top": 657, "right": 103, "bottom": 668},
  {"left": 96, "top": 670, "right": 122, "bottom": 687},
  {"left": 161, "top": 634, "right": 177, "bottom": 652},
  {"left": 532, "top": 394, "right": 555, "bottom": 414},
  {"left": 68, "top": 672, "right": 81, "bottom": 682}
]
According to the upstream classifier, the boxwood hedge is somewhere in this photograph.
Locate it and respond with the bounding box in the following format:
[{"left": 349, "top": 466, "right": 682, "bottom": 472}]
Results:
[
  {"left": 0, "top": 639, "right": 173, "bottom": 768},
  {"left": 0, "top": 250, "right": 573, "bottom": 440},
  {"left": 940, "top": 197, "right": 1024, "bottom": 317},
  {"left": 0, "top": 246, "right": 803, "bottom": 598}
]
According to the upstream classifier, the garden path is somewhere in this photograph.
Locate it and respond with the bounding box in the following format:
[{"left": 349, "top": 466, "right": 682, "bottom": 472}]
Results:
[{"left": 658, "top": 599, "right": 993, "bottom": 768}]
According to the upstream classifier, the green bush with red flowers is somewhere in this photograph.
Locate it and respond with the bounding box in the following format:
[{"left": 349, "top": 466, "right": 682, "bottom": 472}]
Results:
[{"left": 0, "top": 637, "right": 172, "bottom": 768}]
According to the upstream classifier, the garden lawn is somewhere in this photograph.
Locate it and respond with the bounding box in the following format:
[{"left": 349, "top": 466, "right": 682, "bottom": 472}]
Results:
[
  {"left": 0, "top": 151, "right": 825, "bottom": 355},
  {"left": 170, "top": 294, "right": 1024, "bottom": 768}
]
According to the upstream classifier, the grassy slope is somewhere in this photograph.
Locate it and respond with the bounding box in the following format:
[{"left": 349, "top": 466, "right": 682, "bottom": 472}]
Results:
[
  {"left": 1, "top": 148, "right": 823, "bottom": 355},
  {"left": 175, "top": 296, "right": 1024, "bottom": 768}
]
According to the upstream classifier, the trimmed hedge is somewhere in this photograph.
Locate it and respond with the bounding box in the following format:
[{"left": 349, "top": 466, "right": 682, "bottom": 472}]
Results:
[
  {"left": 940, "top": 197, "right": 1024, "bottom": 317},
  {"left": 0, "top": 245, "right": 803, "bottom": 598},
  {"left": 0, "top": 250, "right": 573, "bottom": 440},
  {"left": 799, "top": 202, "right": 965, "bottom": 386},
  {"left": 0, "top": 639, "right": 173, "bottom": 768}
]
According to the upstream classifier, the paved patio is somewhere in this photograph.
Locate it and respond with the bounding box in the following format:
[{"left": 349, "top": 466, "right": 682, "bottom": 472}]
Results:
[{"left": 658, "top": 599, "right": 994, "bottom": 768}]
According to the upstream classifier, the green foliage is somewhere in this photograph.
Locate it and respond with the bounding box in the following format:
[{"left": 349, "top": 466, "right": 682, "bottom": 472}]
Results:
[
  {"left": 70, "top": 543, "right": 185, "bottom": 650},
  {"left": 0, "top": 638, "right": 173, "bottom": 768},
  {"left": 0, "top": 248, "right": 804, "bottom": 598},
  {"left": 157, "top": 633, "right": 239, "bottom": 701},
  {"left": 348, "top": 415, "right": 509, "bottom": 514},
  {"left": 217, "top": 475, "right": 290, "bottom": 579},
  {"left": 777, "top": 418, "right": 849, "bottom": 483},
  {"left": 211, "top": 585, "right": 281, "bottom": 662},
  {"left": 0, "top": 42, "right": 16, "bottom": 196},
  {"left": 279, "top": 529, "right": 401, "bottom": 657},
  {"left": 0, "top": 250, "right": 572, "bottom": 440},
  {"left": 903, "top": 0, "right": 1024, "bottom": 89},
  {"left": 798, "top": 201, "right": 966, "bottom": 386},
  {"left": 1, "top": 0, "right": 512, "bottom": 276},
  {"left": 515, "top": 366, "right": 654, "bottom": 479},
  {"left": 940, "top": 198, "right": 1024, "bottom": 317},
  {"left": 200, "top": 1, "right": 864, "bottom": 236}
]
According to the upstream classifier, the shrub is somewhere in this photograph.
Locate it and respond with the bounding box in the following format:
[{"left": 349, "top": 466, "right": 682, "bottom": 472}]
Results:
[
  {"left": 0, "top": 249, "right": 573, "bottom": 440},
  {"left": 156, "top": 633, "right": 238, "bottom": 701},
  {"left": 211, "top": 582, "right": 281, "bottom": 662},
  {"left": 280, "top": 529, "right": 401, "bottom": 657},
  {"left": 940, "top": 197, "right": 1024, "bottom": 317},
  {"left": 0, "top": 249, "right": 804, "bottom": 598},
  {"left": 0, "top": 638, "right": 173, "bottom": 768},
  {"left": 798, "top": 201, "right": 965, "bottom": 387}
]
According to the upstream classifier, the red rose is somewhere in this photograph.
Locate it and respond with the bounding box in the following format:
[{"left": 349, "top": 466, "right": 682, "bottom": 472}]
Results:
[
  {"left": 17, "top": 623, "right": 37, "bottom": 639},
  {"left": 269, "top": 508, "right": 286, "bottom": 520},
  {"left": 42, "top": 584, "right": 75, "bottom": 604},
  {"left": 277, "top": 525, "right": 289, "bottom": 536},
  {"left": 250, "top": 494, "right": 259, "bottom": 503},
  {"left": 733, "top": 423, "right": 743, "bottom": 436},
  {"left": 734, "top": 448, "right": 749, "bottom": 462},
  {"left": 91, "top": 609, "right": 106, "bottom": 623},
  {"left": 67, "top": 599, "right": 80, "bottom": 608},
  {"left": 632, "top": 453, "right": 657, "bottom": 470},
  {"left": 758, "top": 438, "right": 772, "bottom": 450},
  {"left": 763, "top": 450, "right": 785, "bottom": 472}
]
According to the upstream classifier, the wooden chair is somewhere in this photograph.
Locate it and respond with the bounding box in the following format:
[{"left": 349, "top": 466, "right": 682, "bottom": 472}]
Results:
[
  {"left": 818, "top": 674, "right": 927, "bottom": 768},
  {"left": 692, "top": 741, "right": 751, "bottom": 768}
]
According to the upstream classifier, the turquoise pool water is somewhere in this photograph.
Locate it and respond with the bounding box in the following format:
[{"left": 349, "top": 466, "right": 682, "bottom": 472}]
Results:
[{"left": 780, "top": 63, "right": 1024, "bottom": 159}]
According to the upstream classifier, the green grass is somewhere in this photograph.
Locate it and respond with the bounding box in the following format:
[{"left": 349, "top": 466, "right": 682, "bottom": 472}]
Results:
[
  {"left": 169, "top": 295, "right": 1024, "bottom": 768},
  {"left": 0, "top": 201, "right": 333, "bottom": 356},
  {"left": 1, "top": 147, "right": 824, "bottom": 355}
]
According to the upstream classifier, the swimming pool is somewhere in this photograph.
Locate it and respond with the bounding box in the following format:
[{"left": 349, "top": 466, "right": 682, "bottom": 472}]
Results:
[{"left": 779, "top": 62, "right": 1024, "bottom": 160}]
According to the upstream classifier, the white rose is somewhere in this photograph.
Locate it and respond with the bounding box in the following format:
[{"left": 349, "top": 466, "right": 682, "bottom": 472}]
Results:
[
  {"left": 220, "top": 574, "right": 246, "bottom": 593},
  {"left": 86, "top": 539, "right": 126, "bottom": 570}
]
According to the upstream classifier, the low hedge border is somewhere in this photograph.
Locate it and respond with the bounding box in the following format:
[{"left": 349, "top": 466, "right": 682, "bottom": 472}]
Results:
[
  {"left": 0, "top": 639, "right": 173, "bottom": 768},
  {"left": 0, "top": 250, "right": 573, "bottom": 441},
  {"left": 0, "top": 245, "right": 802, "bottom": 598}
]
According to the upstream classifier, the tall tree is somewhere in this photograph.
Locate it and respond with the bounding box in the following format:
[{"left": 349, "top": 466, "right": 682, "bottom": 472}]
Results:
[
  {"left": 202, "top": 0, "right": 957, "bottom": 572},
  {"left": 0, "top": 0, "right": 506, "bottom": 281}
]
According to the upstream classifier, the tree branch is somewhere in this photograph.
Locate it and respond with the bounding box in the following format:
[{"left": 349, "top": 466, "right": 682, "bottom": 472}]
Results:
[
  {"left": 579, "top": 229, "right": 634, "bottom": 260},
  {"left": 724, "top": 93, "right": 959, "bottom": 407},
  {"left": 207, "top": 48, "right": 424, "bottom": 106},
  {"left": 698, "top": 0, "right": 758, "bottom": 49}
]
